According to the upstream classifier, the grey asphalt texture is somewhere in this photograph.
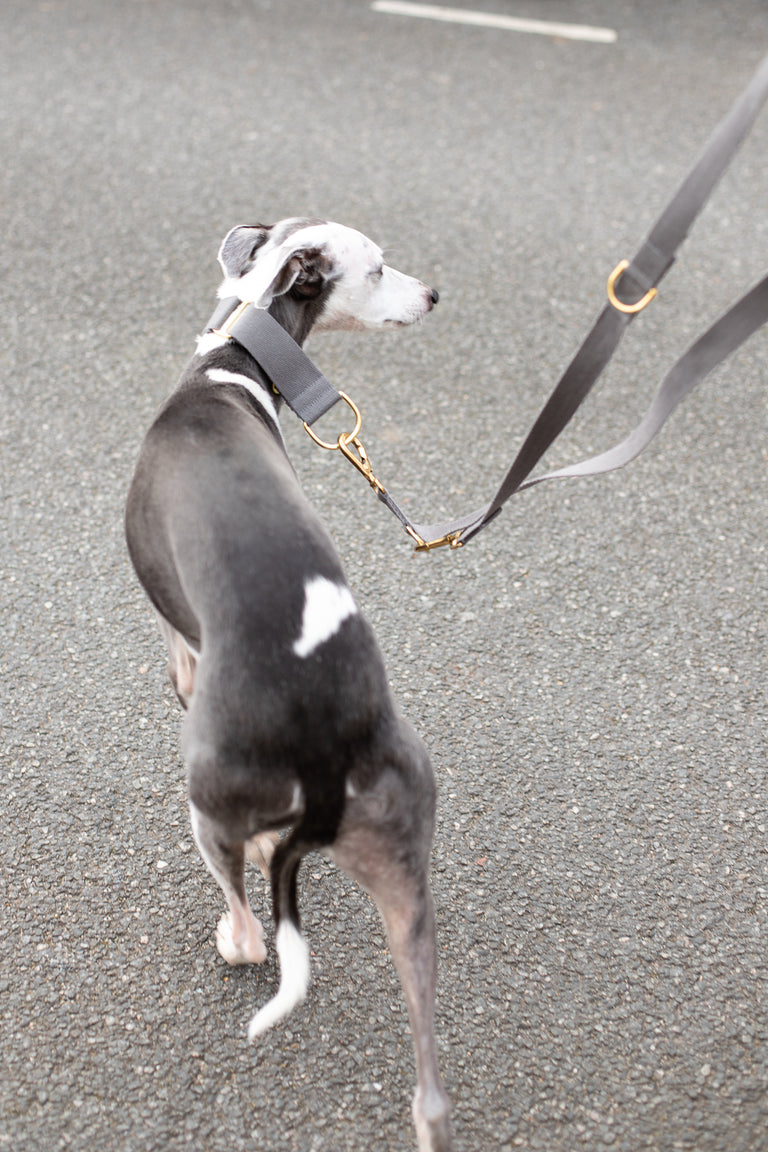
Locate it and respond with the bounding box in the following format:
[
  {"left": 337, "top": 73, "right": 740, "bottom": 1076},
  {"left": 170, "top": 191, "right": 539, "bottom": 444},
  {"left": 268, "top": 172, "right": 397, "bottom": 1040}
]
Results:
[{"left": 2, "top": 2, "right": 768, "bottom": 1150}]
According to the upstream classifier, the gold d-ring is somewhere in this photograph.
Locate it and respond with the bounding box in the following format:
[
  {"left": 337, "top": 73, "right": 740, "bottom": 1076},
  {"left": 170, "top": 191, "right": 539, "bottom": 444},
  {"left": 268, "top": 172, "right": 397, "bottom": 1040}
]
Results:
[
  {"left": 303, "top": 392, "right": 362, "bottom": 450},
  {"left": 607, "top": 260, "right": 658, "bottom": 314}
]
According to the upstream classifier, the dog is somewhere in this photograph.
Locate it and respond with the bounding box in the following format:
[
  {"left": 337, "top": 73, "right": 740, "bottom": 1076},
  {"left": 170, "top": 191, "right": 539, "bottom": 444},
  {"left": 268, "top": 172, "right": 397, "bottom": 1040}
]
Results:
[{"left": 125, "top": 218, "right": 452, "bottom": 1151}]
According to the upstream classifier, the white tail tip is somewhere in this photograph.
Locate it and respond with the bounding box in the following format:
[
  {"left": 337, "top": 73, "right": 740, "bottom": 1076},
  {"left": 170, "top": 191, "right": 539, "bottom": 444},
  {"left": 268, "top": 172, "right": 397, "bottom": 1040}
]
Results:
[{"left": 247, "top": 921, "right": 310, "bottom": 1040}]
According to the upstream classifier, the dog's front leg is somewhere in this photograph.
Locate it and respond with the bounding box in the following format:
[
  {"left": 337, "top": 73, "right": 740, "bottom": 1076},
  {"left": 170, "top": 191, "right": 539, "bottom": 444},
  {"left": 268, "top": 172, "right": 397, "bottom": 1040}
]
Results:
[
  {"left": 157, "top": 615, "right": 198, "bottom": 710},
  {"left": 189, "top": 803, "right": 267, "bottom": 965},
  {"left": 331, "top": 815, "right": 453, "bottom": 1152}
]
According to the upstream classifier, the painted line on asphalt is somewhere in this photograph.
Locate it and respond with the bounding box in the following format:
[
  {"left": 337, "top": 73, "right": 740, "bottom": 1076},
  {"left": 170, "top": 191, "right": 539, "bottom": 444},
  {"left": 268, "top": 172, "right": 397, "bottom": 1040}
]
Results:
[{"left": 371, "top": 1, "right": 618, "bottom": 44}]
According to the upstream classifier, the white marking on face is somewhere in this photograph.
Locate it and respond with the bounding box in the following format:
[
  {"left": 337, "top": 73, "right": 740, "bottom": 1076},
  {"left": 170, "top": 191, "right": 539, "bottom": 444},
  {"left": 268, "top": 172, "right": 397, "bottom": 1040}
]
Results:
[
  {"left": 314, "top": 254, "right": 436, "bottom": 332},
  {"left": 217, "top": 220, "right": 436, "bottom": 331},
  {"left": 292, "top": 576, "right": 358, "bottom": 658},
  {"left": 247, "top": 920, "right": 310, "bottom": 1039},
  {"left": 205, "top": 368, "right": 284, "bottom": 443}
]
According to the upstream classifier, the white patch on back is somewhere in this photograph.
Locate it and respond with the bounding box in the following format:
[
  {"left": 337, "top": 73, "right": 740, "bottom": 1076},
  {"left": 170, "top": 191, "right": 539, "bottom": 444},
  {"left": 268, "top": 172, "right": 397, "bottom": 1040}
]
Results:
[
  {"left": 292, "top": 576, "right": 358, "bottom": 659},
  {"left": 204, "top": 367, "right": 284, "bottom": 443}
]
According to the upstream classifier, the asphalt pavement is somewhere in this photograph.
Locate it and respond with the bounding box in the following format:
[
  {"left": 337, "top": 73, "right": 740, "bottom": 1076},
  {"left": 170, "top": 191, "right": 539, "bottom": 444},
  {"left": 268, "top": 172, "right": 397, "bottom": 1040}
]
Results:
[{"left": 2, "top": 2, "right": 768, "bottom": 1150}]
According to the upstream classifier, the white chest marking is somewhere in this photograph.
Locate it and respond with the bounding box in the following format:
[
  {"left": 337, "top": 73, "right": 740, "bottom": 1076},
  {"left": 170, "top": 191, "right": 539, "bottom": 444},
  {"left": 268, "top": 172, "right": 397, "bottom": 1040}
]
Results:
[
  {"left": 204, "top": 368, "right": 284, "bottom": 445},
  {"left": 196, "top": 331, "right": 229, "bottom": 357},
  {"left": 292, "top": 577, "right": 358, "bottom": 659}
]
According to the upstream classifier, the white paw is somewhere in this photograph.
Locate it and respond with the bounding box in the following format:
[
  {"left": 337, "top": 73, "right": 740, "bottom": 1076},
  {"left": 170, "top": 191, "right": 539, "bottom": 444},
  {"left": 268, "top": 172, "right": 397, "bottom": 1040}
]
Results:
[{"left": 215, "top": 913, "right": 267, "bottom": 965}]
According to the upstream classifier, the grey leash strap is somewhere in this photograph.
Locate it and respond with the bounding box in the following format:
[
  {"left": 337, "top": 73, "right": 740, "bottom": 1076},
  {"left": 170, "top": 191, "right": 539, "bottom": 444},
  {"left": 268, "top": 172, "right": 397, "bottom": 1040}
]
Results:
[
  {"left": 416, "top": 46, "right": 768, "bottom": 547},
  {"left": 203, "top": 52, "right": 768, "bottom": 551},
  {"left": 518, "top": 272, "right": 768, "bottom": 490},
  {"left": 404, "top": 269, "right": 768, "bottom": 544}
]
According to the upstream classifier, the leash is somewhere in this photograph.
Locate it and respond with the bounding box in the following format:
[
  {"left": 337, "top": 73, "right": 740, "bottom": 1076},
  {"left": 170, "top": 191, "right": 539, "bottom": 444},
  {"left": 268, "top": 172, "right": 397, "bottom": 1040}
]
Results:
[{"left": 206, "top": 49, "right": 768, "bottom": 552}]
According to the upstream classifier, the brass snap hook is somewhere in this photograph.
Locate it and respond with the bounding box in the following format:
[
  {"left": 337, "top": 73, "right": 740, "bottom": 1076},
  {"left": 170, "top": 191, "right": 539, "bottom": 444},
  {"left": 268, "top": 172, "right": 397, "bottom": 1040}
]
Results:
[
  {"left": 338, "top": 435, "right": 386, "bottom": 496},
  {"left": 408, "top": 528, "right": 464, "bottom": 552},
  {"left": 303, "top": 392, "right": 386, "bottom": 495},
  {"left": 302, "top": 390, "right": 460, "bottom": 549}
]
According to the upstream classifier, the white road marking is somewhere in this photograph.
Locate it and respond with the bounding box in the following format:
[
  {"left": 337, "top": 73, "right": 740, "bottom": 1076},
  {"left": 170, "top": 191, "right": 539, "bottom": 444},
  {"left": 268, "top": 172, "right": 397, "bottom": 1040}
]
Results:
[{"left": 371, "top": 1, "right": 617, "bottom": 44}]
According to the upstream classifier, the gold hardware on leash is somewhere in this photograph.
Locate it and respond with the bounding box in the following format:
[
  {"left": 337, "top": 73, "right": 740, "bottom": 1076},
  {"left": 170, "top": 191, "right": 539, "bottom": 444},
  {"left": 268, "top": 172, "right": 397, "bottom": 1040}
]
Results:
[
  {"left": 303, "top": 392, "right": 363, "bottom": 450},
  {"left": 607, "top": 259, "right": 658, "bottom": 314},
  {"left": 338, "top": 435, "right": 387, "bottom": 496},
  {"left": 303, "top": 393, "right": 385, "bottom": 495},
  {"left": 210, "top": 300, "right": 251, "bottom": 339},
  {"left": 304, "top": 393, "right": 464, "bottom": 550},
  {"left": 408, "top": 528, "right": 464, "bottom": 552}
]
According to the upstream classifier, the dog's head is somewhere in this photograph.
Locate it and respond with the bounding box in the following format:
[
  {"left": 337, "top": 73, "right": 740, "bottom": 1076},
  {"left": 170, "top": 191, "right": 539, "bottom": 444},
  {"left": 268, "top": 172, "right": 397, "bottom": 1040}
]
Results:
[{"left": 216, "top": 218, "right": 438, "bottom": 342}]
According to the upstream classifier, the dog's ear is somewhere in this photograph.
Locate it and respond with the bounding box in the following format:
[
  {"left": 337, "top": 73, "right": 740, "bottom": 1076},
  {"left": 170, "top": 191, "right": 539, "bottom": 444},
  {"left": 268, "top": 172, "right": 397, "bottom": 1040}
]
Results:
[
  {"left": 217, "top": 225, "right": 272, "bottom": 279},
  {"left": 287, "top": 248, "right": 335, "bottom": 300},
  {"left": 219, "top": 228, "right": 335, "bottom": 309}
]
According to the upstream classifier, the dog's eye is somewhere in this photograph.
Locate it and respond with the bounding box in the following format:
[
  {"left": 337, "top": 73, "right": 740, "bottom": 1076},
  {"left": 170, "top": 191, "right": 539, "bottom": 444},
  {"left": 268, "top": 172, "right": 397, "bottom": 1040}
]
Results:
[{"left": 370, "top": 265, "right": 384, "bottom": 280}]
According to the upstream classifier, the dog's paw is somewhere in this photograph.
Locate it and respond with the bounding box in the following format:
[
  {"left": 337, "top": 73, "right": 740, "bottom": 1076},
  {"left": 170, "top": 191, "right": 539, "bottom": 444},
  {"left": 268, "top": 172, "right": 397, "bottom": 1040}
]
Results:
[{"left": 215, "top": 913, "right": 267, "bottom": 965}]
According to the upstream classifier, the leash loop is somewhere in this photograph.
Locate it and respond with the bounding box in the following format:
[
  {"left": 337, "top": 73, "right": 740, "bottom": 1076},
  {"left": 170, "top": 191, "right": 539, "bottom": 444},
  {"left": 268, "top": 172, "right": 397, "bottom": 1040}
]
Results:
[
  {"left": 606, "top": 259, "right": 658, "bottom": 314},
  {"left": 302, "top": 391, "right": 362, "bottom": 450}
]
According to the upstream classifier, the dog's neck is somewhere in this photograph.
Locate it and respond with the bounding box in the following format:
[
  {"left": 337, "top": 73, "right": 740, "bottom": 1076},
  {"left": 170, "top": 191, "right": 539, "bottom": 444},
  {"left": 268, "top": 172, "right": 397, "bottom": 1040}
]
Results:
[
  {"left": 267, "top": 293, "right": 327, "bottom": 347},
  {"left": 195, "top": 291, "right": 343, "bottom": 435},
  {"left": 196, "top": 291, "right": 327, "bottom": 361}
]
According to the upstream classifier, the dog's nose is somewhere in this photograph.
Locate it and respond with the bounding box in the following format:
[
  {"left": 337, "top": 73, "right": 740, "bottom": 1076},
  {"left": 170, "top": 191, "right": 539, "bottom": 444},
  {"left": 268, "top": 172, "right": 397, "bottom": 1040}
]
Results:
[{"left": 430, "top": 288, "right": 439, "bottom": 305}]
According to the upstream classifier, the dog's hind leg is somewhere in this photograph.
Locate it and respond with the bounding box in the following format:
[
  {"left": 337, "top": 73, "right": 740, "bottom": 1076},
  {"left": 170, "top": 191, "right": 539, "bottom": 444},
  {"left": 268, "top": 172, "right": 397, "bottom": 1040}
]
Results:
[
  {"left": 189, "top": 802, "right": 267, "bottom": 965},
  {"left": 245, "top": 830, "right": 280, "bottom": 879},
  {"left": 247, "top": 772, "right": 347, "bottom": 1040},
  {"left": 330, "top": 768, "right": 453, "bottom": 1152},
  {"left": 246, "top": 823, "right": 317, "bottom": 1040}
]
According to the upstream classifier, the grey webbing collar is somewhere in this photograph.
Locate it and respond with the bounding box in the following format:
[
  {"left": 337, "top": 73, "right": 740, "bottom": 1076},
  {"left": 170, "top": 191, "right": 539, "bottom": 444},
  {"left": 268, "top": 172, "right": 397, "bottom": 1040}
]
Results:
[
  {"left": 204, "top": 50, "right": 768, "bottom": 551},
  {"left": 205, "top": 299, "right": 341, "bottom": 425}
]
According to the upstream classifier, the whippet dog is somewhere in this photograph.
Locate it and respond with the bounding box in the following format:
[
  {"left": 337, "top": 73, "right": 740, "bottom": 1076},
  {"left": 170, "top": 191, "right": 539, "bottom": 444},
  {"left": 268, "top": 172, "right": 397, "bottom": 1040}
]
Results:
[{"left": 125, "top": 218, "right": 452, "bottom": 1151}]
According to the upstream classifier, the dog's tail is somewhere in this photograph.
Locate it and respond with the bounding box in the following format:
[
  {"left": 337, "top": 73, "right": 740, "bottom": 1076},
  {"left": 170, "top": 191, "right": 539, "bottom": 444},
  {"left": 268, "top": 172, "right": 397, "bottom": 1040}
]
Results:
[{"left": 247, "top": 784, "right": 343, "bottom": 1041}]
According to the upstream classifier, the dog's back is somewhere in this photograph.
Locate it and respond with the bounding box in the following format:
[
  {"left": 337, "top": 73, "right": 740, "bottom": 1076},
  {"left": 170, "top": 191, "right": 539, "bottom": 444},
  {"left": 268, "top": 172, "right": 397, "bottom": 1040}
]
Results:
[{"left": 127, "top": 349, "right": 393, "bottom": 797}]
